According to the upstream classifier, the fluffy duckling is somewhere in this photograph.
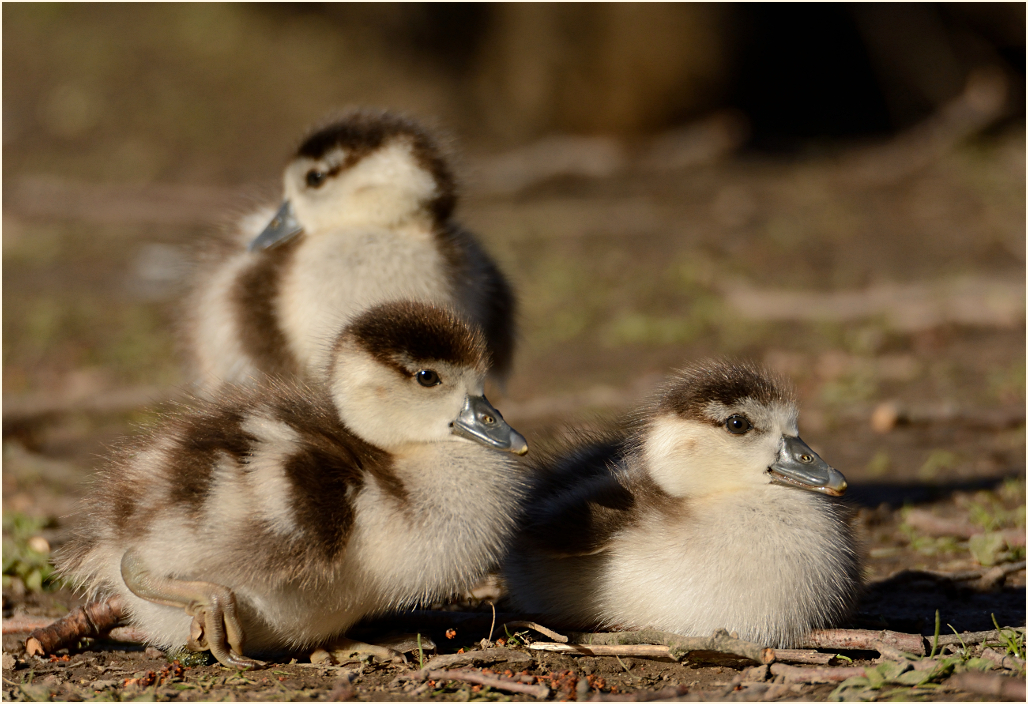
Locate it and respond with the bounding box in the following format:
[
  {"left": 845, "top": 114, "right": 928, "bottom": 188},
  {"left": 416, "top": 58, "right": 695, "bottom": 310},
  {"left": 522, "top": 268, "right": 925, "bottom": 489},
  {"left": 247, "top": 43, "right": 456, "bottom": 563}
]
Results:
[
  {"left": 186, "top": 109, "right": 516, "bottom": 391},
  {"left": 55, "top": 301, "right": 528, "bottom": 668},
  {"left": 504, "top": 360, "right": 859, "bottom": 648}
]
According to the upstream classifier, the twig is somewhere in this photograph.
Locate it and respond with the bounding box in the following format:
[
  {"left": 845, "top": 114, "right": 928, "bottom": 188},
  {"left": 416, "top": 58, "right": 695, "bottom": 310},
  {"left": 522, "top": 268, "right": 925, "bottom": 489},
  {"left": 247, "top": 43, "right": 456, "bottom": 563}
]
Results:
[
  {"left": 25, "top": 597, "right": 126, "bottom": 656},
  {"left": 905, "top": 560, "right": 1027, "bottom": 582},
  {"left": 425, "top": 649, "right": 532, "bottom": 670},
  {"left": 947, "top": 671, "right": 1026, "bottom": 699},
  {"left": 502, "top": 621, "right": 568, "bottom": 643},
  {"left": 530, "top": 643, "right": 674, "bottom": 658},
  {"left": 487, "top": 602, "right": 496, "bottom": 643},
  {"left": 3, "top": 385, "right": 172, "bottom": 427},
  {"left": 769, "top": 663, "right": 865, "bottom": 684},
  {"left": 797, "top": 628, "right": 925, "bottom": 655},
  {"left": 979, "top": 647, "right": 1026, "bottom": 671},
  {"left": 771, "top": 649, "right": 838, "bottom": 665},
  {"left": 936, "top": 627, "right": 1026, "bottom": 647},
  {"left": 402, "top": 668, "right": 550, "bottom": 699},
  {"left": 3, "top": 617, "right": 55, "bottom": 634},
  {"left": 567, "top": 629, "right": 774, "bottom": 664},
  {"left": 872, "top": 640, "right": 919, "bottom": 663}
]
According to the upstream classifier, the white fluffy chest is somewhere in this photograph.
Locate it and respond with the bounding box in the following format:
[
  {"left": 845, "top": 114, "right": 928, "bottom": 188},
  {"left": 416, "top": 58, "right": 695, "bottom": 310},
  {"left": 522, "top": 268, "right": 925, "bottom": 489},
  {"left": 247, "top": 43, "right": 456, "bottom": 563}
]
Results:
[
  {"left": 277, "top": 228, "right": 455, "bottom": 376},
  {"left": 351, "top": 444, "right": 523, "bottom": 601},
  {"left": 600, "top": 488, "right": 856, "bottom": 645}
]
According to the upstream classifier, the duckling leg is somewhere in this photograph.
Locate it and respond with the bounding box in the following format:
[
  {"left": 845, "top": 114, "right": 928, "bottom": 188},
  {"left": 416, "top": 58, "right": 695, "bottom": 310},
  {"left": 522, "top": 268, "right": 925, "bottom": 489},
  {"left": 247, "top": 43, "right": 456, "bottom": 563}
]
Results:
[
  {"left": 316, "top": 636, "right": 403, "bottom": 665},
  {"left": 120, "top": 550, "right": 265, "bottom": 670}
]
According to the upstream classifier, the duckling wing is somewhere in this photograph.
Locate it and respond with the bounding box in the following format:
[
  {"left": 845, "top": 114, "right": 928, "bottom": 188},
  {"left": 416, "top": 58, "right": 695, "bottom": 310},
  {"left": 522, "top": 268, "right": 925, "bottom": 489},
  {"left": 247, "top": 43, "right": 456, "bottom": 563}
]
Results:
[{"left": 520, "top": 437, "right": 636, "bottom": 558}]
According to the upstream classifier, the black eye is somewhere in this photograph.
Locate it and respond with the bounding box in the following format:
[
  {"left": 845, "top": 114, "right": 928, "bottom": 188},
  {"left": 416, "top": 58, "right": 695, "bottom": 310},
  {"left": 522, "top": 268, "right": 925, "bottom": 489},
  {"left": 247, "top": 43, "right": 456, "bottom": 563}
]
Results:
[
  {"left": 305, "top": 169, "right": 326, "bottom": 188},
  {"left": 725, "top": 415, "right": 752, "bottom": 435},
  {"left": 416, "top": 370, "right": 441, "bottom": 387}
]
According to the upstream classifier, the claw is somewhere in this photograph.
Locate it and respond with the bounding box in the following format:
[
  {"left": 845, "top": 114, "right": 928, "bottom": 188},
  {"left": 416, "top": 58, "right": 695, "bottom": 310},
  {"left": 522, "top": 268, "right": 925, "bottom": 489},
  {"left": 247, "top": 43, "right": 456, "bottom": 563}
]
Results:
[{"left": 120, "top": 549, "right": 264, "bottom": 671}]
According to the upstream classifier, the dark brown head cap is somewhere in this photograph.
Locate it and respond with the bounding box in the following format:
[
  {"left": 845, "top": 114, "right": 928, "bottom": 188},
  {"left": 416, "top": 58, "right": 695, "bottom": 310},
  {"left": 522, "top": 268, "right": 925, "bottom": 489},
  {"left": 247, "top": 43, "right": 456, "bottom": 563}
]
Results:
[
  {"left": 297, "top": 109, "right": 456, "bottom": 222},
  {"left": 341, "top": 301, "right": 489, "bottom": 376},
  {"left": 656, "top": 359, "right": 794, "bottom": 422}
]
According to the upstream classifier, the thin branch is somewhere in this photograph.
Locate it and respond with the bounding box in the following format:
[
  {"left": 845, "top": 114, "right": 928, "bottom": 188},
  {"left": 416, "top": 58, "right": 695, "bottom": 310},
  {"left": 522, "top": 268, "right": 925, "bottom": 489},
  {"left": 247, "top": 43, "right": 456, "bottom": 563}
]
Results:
[
  {"left": 935, "top": 626, "right": 1027, "bottom": 647},
  {"left": 24, "top": 597, "right": 126, "bottom": 656},
  {"left": 503, "top": 621, "right": 568, "bottom": 643},
  {"left": 401, "top": 668, "right": 550, "bottom": 700},
  {"left": 3, "top": 617, "right": 54, "bottom": 634},
  {"left": 979, "top": 647, "right": 1026, "bottom": 671},
  {"left": 425, "top": 648, "right": 532, "bottom": 670},
  {"left": 529, "top": 643, "right": 673, "bottom": 658},
  {"left": 3, "top": 385, "right": 172, "bottom": 427},
  {"left": 797, "top": 628, "right": 925, "bottom": 655},
  {"left": 891, "top": 560, "right": 1027, "bottom": 583},
  {"left": 771, "top": 649, "right": 838, "bottom": 665},
  {"left": 567, "top": 629, "right": 774, "bottom": 664}
]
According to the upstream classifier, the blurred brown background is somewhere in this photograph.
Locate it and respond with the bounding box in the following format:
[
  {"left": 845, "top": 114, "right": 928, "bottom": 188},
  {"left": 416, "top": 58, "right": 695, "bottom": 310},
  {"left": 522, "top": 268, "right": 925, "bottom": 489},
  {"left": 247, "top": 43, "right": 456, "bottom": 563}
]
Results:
[{"left": 2, "top": 3, "right": 1025, "bottom": 633}]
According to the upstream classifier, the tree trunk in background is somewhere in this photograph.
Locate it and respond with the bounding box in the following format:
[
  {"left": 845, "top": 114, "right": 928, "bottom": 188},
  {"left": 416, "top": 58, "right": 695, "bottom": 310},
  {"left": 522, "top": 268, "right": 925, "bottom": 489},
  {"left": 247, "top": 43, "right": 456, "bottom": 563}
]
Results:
[{"left": 472, "top": 4, "right": 732, "bottom": 141}]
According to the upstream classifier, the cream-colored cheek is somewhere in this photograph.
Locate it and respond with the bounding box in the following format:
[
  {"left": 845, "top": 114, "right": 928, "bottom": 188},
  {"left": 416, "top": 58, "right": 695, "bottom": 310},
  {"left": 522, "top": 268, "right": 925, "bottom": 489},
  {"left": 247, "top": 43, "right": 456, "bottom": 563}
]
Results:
[{"left": 644, "top": 418, "right": 774, "bottom": 498}]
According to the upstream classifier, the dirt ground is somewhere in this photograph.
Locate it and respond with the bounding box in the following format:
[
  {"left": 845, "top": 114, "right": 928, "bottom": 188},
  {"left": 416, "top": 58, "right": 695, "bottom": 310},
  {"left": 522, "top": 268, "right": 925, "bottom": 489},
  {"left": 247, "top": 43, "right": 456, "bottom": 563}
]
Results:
[{"left": 2, "top": 25, "right": 1026, "bottom": 700}]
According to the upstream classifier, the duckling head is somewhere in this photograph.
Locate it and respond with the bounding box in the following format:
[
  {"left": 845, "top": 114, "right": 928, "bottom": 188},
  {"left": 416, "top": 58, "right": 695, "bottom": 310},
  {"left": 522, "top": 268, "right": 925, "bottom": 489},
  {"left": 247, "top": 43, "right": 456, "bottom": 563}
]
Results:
[
  {"left": 328, "top": 301, "right": 527, "bottom": 455},
  {"left": 641, "top": 360, "right": 846, "bottom": 500},
  {"left": 251, "top": 110, "right": 455, "bottom": 251}
]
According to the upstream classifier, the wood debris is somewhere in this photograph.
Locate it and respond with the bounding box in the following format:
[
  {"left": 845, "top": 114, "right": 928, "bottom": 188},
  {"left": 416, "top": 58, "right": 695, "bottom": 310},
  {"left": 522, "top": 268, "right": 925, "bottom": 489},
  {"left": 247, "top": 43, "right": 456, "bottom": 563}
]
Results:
[
  {"left": 947, "top": 671, "right": 1026, "bottom": 700},
  {"left": 797, "top": 628, "right": 925, "bottom": 655},
  {"left": 566, "top": 629, "right": 773, "bottom": 664}
]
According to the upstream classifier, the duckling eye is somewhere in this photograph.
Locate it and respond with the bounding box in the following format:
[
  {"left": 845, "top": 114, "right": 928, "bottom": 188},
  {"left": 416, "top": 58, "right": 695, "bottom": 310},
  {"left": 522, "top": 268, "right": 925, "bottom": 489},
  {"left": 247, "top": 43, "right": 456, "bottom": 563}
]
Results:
[
  {"left": 416, "top": 370, "right": 441, "bottom": 387},
  {"left": 725, "top": 415, "right": 751, "bottom": 435},
  {"left": 305, "top": 169, "right": 326, "bottom": 188}
]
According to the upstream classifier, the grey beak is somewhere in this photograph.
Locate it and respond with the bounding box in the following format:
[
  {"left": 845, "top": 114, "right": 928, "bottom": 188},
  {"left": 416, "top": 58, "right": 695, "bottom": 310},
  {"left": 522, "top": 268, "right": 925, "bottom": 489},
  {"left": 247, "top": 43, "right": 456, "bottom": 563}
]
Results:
[
  {"left": 451, "top": 395, "right": 528, "bottom": 456},
  {"left": 249, "top": 201, "right": 304, "bottom": 252},
  {"left": 768, "top": 436, "right": 847, "bottom": 496}
]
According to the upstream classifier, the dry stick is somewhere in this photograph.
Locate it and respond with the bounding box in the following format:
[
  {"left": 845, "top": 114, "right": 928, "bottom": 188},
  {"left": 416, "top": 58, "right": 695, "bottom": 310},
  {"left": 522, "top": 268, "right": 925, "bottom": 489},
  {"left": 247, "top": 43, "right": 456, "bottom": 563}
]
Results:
[
  {"left": 2, "top": 616, "right": 55, "bottom": 634},
  {"left": 979, "top": 647, "right": 1026, "bottom": 671},
  {"left": 403, "top": 668, "right": 550, "bottom": 700},
  {"left": 567, "top": 629, "right": 774, "bottom": 664},
  {"left": 503, "top": 620, "right": 568, "bottom": 643},
  {"left": 897, "top": 560, "right": 1028, "bottom": 583},
  {"left": 769, "top": 663, "right": 866, "bottom": 684},
  {"left": 948, "top": 671, "right": 1026, "bottom": 700},
  {"left": 486, "top": 602, "right": 496, "bottom": 643},
  {"left": 531, "top": 642, "right": 834, "bottom": 665},
  {"left": 936, "top": 626, "right": 1027, "bottom": 647},
  {"left": 797, "top": 628, "right": 925, "bottom": 655},
  {"left": 530, "top": 643, "right": 674, "bottom": 659},
  {"left": 771, "top": 649, "right": 838, "bottom": 665},
  {"left": 25, "top": 597, "right": 126, "bottom": 656}
]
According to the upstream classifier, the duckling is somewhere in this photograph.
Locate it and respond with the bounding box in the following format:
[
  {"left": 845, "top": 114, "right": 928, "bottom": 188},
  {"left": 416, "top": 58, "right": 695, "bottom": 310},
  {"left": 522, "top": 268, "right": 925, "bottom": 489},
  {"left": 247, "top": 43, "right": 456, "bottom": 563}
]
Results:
[
  {"left": 503, "top": 360, "right": 859, "bottom": 648},
  {"left": 186, "top": 109, "right": 516, "bottom": 392},
  {"left": 54, "top": 301, "right": 528, "bottom": 669}
]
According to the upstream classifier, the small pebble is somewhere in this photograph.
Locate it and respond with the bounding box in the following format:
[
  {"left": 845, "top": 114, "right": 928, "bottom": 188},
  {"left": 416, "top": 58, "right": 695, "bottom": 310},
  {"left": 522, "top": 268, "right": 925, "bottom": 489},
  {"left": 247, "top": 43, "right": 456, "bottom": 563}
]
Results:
[
  {"left": 27, "top": 536, "right": 50, "bottom": 554},
  {"left": 2, "top": 653, "right": 15, "bottom": 670},
  {"left": 144, "top": 646, "right": 164, "bottom": 658}
]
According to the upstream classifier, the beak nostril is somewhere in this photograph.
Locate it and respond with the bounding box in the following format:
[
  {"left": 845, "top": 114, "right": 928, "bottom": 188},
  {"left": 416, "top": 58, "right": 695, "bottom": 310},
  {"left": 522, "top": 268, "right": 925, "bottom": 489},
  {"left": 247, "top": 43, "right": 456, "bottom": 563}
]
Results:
[
  {"left": 482, "top": 415, "right": 495, "bottom": 425},
  {"left": 801, "top": 454, "right": 812, "bottom": 463}
]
